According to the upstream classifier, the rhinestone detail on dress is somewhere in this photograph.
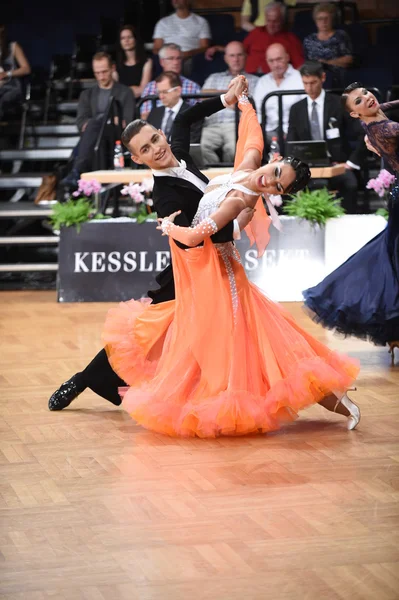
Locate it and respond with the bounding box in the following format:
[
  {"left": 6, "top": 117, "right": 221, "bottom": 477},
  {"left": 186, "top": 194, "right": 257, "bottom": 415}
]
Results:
[{"left": 216, "top": 243, "right": 239, "bottom": 322}]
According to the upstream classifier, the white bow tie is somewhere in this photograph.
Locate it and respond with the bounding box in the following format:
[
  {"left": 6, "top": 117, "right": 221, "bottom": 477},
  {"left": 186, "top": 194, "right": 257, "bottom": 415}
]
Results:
[{"left": 171, "top": 159, "right": 187, "bottom": 178}]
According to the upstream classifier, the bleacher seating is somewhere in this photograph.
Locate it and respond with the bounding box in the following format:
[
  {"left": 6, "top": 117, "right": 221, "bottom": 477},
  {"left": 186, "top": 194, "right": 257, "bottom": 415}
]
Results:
[
  {"left": 291, "top": 9, "right": 317, "bottom": 41},
  {"left": 191, "top": 52, "right": 227, "bottom": 88},
  {"left": 203, "top": 13, "right": 237, "bottom": 47},
  {"left": 1, "top": 5, "right": 398, "bottom": 285}
]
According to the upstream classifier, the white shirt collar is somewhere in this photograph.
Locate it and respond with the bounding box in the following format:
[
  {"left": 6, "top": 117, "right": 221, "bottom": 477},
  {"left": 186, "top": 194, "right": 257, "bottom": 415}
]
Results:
[
  {"left": 307, "top": 88, "right": 325, "bottom": 109},
  {"left": 169, "top": 98, "right": 183, "bottom": 116},
  {"left": 152, "top": 159, "right": 187, "bottom": 178},
  {"left": 269, "top": 63, "right": 295, "bottom": 83}
]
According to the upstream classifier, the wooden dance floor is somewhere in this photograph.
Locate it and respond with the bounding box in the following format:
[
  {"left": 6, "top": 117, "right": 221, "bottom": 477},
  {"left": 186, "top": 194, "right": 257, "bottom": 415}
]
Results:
[{"left": 1, "top": 291, "right": 399, "bottom": 600}]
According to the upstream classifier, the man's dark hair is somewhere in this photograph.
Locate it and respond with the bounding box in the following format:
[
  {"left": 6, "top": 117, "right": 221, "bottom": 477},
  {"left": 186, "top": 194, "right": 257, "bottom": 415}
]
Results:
[
  {"left": 121, "top": 119, "right": 157, "bottom": 151},
  {"left": 299, "top": 60, "right": 324, "bottom": 79},
  {"left": 341, "top": 81, "right": 363, "bottom": 111},
  {"left": 155, "top": 71, "right": 182, "bottom": 88}
]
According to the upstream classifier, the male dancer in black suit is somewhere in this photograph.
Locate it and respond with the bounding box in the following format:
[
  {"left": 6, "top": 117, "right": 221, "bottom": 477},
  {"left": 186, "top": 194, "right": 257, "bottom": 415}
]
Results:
[
  {"left": 49, "top": 76, "right": 254, "bottom": 410},
  {"left": 287, "top": 61, "right": 367, "bottom": 213}
]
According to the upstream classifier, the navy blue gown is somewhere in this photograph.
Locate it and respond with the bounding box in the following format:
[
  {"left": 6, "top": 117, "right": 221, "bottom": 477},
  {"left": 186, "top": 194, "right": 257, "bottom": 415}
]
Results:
[{"left": 303, "top": 101, "right": 399, "bottom": 345}]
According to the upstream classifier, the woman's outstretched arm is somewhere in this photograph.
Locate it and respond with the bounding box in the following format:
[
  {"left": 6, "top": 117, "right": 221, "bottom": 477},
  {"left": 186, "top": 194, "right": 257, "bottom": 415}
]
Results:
[
  {"left": 233, "top": 96, "right": 265, "bottom": 173},
  {"left": 158, "top": 197, "right": 247, "bottom": 247}
]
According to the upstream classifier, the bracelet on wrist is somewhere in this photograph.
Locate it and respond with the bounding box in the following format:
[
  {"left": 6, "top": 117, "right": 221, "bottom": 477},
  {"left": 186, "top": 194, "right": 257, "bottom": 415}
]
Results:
[{"left": 161, "top": 219, "right": 174, "bottom": 235}]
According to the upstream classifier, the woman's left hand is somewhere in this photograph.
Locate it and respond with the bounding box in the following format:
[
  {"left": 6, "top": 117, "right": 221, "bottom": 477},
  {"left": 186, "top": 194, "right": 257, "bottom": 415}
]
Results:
[{"left": 157, "top": 210, "right": 181, "bottom": 235}]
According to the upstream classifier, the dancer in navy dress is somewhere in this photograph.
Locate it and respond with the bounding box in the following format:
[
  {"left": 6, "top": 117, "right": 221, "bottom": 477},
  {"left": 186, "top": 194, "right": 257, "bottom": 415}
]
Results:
[{"left": 303, "top": 83, "right": 399, "bottom": 364}]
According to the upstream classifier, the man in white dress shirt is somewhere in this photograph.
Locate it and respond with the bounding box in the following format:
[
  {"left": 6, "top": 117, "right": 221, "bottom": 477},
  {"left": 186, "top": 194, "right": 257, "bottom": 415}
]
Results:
[
  {"left": 200, "top": 41, "right": 259, "bottom": 165},
  {"left": 152, "top": 0, "right": 211, "bottom": 75},
  {"left": 253, "top": 43, "right": 304, "bottom": 144},
  {"left": 287, "top": 61, "right": 367, "bottom": 212}
]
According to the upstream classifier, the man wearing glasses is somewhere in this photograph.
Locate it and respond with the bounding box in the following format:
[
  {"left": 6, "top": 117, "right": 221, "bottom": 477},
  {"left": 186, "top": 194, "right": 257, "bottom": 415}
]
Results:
[
  {"left": 147, "top": 71, "right": 202, "bottom": 143},
  {"left": 140, "top": 43, "right": 200, "bottom": 119}
]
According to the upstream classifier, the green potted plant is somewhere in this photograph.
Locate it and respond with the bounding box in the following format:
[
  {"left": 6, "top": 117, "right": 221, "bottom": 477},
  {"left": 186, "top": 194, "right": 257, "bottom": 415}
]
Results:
[
  {"left": 283, "top": 187, "right": 345, "bottom": 227},
  {"left": 50, "top": 179, "right": 105, "bottom": 233},
  {"left": 50, "top": 177, "right": 157, "bottom": 233}
]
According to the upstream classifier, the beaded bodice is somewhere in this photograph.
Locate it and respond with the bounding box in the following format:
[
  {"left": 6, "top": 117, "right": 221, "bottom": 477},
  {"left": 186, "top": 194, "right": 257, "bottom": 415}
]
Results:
[{"left": 191, "top": 171, "right": 258, "bottom": 227}]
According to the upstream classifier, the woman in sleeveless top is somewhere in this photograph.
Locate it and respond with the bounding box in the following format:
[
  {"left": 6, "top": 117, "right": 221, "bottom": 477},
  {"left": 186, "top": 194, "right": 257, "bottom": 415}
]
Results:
[
  {"left": 303, "top": 83, "right": 399, "bottom": 364},
  {"left": 114, "top": 24, "right": 152, "bottom": 98},
  {"left": 102, "top": 77, "right": 360, "bottom": 438},
  {"left": 0, "top": 24, "right": 31, "bottom": 119}
]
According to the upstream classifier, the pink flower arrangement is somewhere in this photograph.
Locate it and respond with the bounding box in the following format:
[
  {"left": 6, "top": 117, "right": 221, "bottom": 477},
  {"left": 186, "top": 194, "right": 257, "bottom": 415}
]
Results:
[
  {"left": 72, "top": 179, "right": 102, "bottom": 197},
  {"left": 121, "top": 178, "right": 154, "bottom": 206},
  {"left": 366, "top": 169, "right": 396, "bottom": 198},
  {"left": 121, "top": 182, "right": 145, "bottom": 204}
]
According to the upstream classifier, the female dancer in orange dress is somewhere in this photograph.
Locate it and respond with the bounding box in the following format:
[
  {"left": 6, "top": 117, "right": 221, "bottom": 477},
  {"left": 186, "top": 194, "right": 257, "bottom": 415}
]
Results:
[{"left": 103, "top": 79, "right": 360, "bottom": 437}]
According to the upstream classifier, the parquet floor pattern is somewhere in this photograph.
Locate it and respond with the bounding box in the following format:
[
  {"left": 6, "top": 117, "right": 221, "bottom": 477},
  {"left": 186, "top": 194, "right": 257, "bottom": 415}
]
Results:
[{"left": 0, "top": 291, "right": 398, "bottom": 600}]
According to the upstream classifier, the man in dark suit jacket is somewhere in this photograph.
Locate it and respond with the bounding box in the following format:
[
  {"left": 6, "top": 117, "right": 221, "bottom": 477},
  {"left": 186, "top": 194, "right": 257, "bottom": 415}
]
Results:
[
  {"left": 287, "top": 61, "right": 367, "bottom": 213},
  {"left": 62, "top": 52, "right": 135, "bottom": 188},
  {"left": 147, "top": 71, "right": 202, "bottom": 144},
  {"left": 49, "top": 77, "right": 254, "bottom": 410}
]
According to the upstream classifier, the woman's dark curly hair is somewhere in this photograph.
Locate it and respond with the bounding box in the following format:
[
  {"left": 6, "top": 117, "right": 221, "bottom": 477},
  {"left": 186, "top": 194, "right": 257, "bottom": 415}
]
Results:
[
  {"left": 283, "top": 156, "right": 312, "bottom": 194},
  {"left": 341, "top": 81, "right": 363, "bottom": 111}
]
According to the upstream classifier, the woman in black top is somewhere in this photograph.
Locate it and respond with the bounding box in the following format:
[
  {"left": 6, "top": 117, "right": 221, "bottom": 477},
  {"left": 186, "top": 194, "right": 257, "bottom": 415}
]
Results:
[{"left": 115, "top": 24, "right": 152, "bottom": 98}]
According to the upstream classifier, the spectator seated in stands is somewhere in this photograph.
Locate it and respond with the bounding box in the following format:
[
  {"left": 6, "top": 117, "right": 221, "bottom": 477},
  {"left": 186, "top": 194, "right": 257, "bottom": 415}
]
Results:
[
  {"left": 303, "top": 3, "right": 353, "bottom": 88},
  {"left": 114, "top": 24, "right": 153, "bottom": 99},
  {"left": 240, "top": 0, "right": 297, "bottom": 33},
  {"left": 140, "top": 43, "right": 201, "bottom": 120},
  {"left": 243, "top": 2, "right": 304, "bottom": 74},
  {"left": 152, "top": 0, "right": 211, "bottom": 76},
  {"left": 200, "top": 41, "right": 259, "bottom": 165},
  {"left": 287, "top": 61, "right": 367, "bottom": 214},
  {"left": 147, "top": 71, "right": 202, "bottom": 144},
  {"left": 0, "top": 24, "right": 31, "bottom": 120},
  {"left": 253, "top": 43, "right": 304, "bottom": 144},
  {"left": 61, "top": 52, "right": 135, "bottom": 189}
]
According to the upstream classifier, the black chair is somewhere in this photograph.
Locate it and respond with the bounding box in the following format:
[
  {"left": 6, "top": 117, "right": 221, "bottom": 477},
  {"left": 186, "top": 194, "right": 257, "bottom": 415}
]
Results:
[
  {"left": 202, "top": 13, "right": 236, "bottom": 47},
  {"left": 291, "top": 10, "right": 317, "bottom": 42},
  {"left": 376, "top": 24, "right": 399, "bottom": 51},
  {"left": 343, "top": 66, "right": 393, "bottom": 99},
  {"left": 99, "top": 17, "right": 120, "bottom": 46},
  {"left": 72, "top": 34, "right": 99, "bottom": 80},
  {"left": 191, "top": 52, "right": 227, "bottom": 87},
  {"left": 343, "top": 22, "right": 369, "bottom": 68}
]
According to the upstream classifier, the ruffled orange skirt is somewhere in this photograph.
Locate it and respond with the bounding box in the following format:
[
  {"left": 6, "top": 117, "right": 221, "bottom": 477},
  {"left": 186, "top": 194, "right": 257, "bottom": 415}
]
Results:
[{"left": 103, "top": 239, "right": 359, "bottom": 437}]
